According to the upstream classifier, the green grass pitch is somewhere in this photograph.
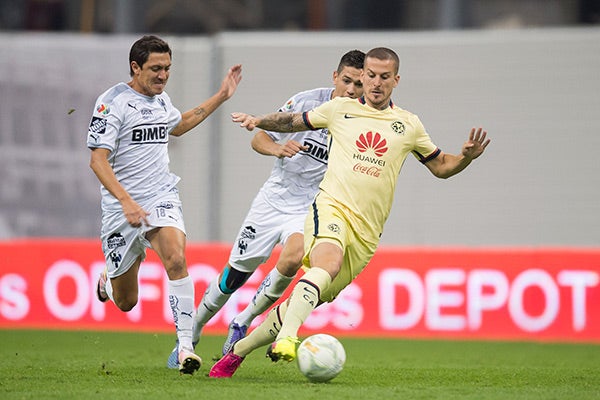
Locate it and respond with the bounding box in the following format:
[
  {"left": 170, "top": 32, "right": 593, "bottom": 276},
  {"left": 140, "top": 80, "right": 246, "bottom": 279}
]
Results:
[{"left": 1, "top": 329, "right": 599, "bottom": 399}]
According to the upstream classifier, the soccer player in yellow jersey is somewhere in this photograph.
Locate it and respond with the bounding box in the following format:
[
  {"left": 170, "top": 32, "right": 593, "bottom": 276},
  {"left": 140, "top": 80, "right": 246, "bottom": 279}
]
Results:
[{"left": 209, "top": 47, "right": 490, "bottom": 377}]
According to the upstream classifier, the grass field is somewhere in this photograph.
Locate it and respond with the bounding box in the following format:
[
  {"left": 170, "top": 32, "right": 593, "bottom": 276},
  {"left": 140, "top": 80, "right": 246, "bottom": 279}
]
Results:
[{"left": 1, "top": 329, "right": 599, "bottom": 400}]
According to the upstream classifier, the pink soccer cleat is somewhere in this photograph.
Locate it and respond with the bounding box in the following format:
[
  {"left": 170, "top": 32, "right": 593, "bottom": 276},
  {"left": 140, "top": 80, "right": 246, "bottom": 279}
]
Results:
[{"left": 209, "top": 350, "right": 245, "bottom": 378}]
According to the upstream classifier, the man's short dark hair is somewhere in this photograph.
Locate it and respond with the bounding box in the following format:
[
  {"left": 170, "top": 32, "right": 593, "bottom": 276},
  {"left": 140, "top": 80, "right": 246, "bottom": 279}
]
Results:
[
  {"left": 129, "top": 35, "right": 172, "bottom": 76},
  {"left": 337, "top": 49, "right": 365, "bottom": 73},
  {"left": 365, "top": 47, "right": 400, "bottom": 74}
]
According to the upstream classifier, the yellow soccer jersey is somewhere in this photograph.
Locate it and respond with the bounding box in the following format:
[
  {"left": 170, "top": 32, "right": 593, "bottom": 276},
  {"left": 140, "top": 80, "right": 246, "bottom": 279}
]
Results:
[{"left": 303, "top": 96, "right": 440, "bottom": 236}]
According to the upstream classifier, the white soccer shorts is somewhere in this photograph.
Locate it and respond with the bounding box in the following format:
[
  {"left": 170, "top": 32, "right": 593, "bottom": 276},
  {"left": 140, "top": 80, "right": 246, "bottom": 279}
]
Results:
[
  {"left": 100, "top": 188, "right": 186, "bottom": 278},
  {"left": 228, "top": 190, "right": 306, "bottom": 273}
]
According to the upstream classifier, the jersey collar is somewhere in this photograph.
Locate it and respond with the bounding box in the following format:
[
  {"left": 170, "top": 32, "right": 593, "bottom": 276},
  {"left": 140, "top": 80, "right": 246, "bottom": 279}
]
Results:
[{"left": 359, "top": 96, "right": 394, "bottom": 109}]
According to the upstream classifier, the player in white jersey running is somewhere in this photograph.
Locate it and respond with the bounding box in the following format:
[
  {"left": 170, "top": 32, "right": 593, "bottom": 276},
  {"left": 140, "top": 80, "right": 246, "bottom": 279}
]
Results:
[
  {"left": 88, "top": 35, "right": 241, "bottom": 375},
  {"left": 166, "top": 50, "right": 364, "bottom": 369}
]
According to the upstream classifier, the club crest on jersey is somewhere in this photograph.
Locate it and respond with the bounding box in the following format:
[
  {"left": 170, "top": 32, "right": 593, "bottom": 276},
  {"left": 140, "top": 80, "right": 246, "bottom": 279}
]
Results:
[
  {"left": 237, "top": 225, "right": 256, "bottom": 255},
  {"left": 356, "top": 131, "right": 388, "bottom": 157},
  {"left": 327, "top": 223, "right": 340, "bottom": 234},
  {"left": 110, "top": 251, "right": 122, "bottom": 269},
  {"left": 96, "top": 104, "right": 110, "bottom": 115},
  {"left": 391, "top": 121, "right": 405, "bottom": 135}
]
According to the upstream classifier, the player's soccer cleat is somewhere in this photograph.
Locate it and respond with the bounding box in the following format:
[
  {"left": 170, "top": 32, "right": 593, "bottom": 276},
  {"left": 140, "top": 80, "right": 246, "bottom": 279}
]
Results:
[
  {"left": 167, "top": 339, "right": 198, "bottom": 369},
  {"left": 96, "top": 268, "right": 108, "bottom": 303},
  {"left": 222, "top": 321, "right": 248, "bottom": 355},
  {"left": 266, "top": 336, "right": 300, "bottom": 362},
  {"left": 178, "top": 348, "right": 202, "bottom": 375},
  {"left": 209, "top": 349, "right": 245, "bottom": 378}
]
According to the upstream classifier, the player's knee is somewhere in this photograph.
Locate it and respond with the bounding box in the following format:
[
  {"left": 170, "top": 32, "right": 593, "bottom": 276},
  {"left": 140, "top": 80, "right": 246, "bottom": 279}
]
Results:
[
  {"left": 278, "top": 254, "right": 304, "bottom": 276},
  {"left": 277, "top": 261, "right": 302, "bottom": 277},
  {"left": 277, "top": 252, "right": 303, "bottom": 276},
  {"left": 164, "top": 251, "right": 187, "bottom": 278},
  {"left": 114, "top": 295, "right": 138, "bottom": 312},
  {"left": 218, "top": 265, "right": 251, "bottom": 294},
  {"left": 278, "top": 237, "right": 304, "bottom": 276}
]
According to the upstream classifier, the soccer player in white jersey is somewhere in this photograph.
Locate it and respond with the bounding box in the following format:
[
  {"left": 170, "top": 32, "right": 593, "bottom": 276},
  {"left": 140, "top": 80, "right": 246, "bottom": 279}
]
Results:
[
  {"left": 166, "top": 50, "right": 364, "bottom": 370},
  {"left": 209, "top": 47, "right": 490, "bottom": 378},
  {"left": 87, "top": 35, "right": 241, "bottom": 375}
]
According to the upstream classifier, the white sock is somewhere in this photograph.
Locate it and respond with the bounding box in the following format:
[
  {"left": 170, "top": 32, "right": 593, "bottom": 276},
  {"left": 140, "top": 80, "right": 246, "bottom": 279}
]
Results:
[
  {"left": 192, "top": 276, "right": 231, "bottom": 342},
  {"left": 234, "top": 267, "right": 294, "bottom": 327},
  {"left": 168, "top": 276, "right": 195, "bottom": 351}
]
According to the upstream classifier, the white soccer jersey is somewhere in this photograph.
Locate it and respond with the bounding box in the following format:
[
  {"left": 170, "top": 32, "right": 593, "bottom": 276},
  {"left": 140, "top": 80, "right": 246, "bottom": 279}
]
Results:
[
  {"left": 87, "top": 83, "right": 182, "bottom": 211},
  {"left": 259, "top": 87, "right": 333, "bottom": 214}
]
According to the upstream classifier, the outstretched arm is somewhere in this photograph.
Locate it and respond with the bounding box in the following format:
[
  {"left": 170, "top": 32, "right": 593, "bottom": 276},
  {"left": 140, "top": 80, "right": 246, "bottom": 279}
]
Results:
[
  {"left": 232, "top": 111, "right": 309, "bottom": 133},
  {"left": 425, "top": 127, "right": 490, "bottom": 179},
  {"left": 171, "top": 64, "right": 242, "bottom": 137}
]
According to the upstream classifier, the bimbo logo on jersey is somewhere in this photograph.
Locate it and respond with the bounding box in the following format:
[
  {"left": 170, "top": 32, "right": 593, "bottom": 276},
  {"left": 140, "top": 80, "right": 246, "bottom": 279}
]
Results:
[
  {"left": 303, "top": 136, "right": 328, "bottom": 163},
  {"left": 131, "top": 124, "right": 169, "bottom": 143}
]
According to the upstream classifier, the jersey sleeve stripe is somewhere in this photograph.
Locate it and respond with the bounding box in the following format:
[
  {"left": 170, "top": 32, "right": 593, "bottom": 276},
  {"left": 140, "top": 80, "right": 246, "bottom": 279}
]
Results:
[
  {"left": 414, "top": 147, "right": 441, "bottom": 164},
  {"left": 302, "top": 111, "right": 316, "bottom": 130}
]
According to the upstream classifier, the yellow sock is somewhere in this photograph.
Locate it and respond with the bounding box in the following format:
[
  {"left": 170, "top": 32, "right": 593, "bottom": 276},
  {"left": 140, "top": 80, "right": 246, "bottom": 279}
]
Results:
[
  {"left": 234, "top": 301, "right": 289, "bottom": 358},
  {"left": 277, "top": 267, "right": 332, "bottom": 339}
]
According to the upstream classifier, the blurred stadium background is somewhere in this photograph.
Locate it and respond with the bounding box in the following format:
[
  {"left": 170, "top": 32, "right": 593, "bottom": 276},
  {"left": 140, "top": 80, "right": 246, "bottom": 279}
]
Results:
[
  {"left": 1, "top": 0, "right": 599, "bottom": 245},
  {"left": 1, "top": 0, "right": 599, "bottom": 32}
]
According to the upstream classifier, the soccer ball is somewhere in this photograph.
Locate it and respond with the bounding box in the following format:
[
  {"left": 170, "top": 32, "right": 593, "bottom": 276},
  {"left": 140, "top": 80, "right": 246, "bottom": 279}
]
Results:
[{"left": 297, "top": 334, "right": 346, "bottom": 383}]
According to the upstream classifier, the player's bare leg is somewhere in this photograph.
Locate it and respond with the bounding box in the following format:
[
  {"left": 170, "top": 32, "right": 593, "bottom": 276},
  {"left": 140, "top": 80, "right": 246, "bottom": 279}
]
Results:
[
  {"left": 223, "top": 233, "right": 303, "bottom": 354},
  {"left": 106, "top": 258, "right": 141, "bottom": 311},
  {"left": 149, "top": 227, "right": 201, "bottom": 374}
]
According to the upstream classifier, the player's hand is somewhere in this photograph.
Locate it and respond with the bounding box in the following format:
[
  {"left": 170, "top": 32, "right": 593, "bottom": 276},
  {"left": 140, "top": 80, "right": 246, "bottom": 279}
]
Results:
[
  {"left": 276, "top": 140, "right": 308, "bottom": 158},
  {"left": 461, "top": 127, "right": 490, "bottom": 160},
  {"left": 232, "top": 112, "right": 259, "bottom": 131},
  {"left": 122, "top": 199, "right": 150, "bottom": 227},
  {"left": 219, "top": 64, "right": 242, "bottom": 100}
]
